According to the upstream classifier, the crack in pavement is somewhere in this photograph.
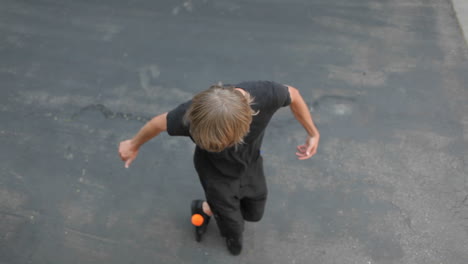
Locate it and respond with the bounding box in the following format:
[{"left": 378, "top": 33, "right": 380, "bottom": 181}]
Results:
[{"left": 72, "top": 104, "right": 151, "bottom": 123}]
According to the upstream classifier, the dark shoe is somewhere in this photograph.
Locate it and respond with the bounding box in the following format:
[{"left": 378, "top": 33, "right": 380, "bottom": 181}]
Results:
[
  {"left": 226, "top": 235, "right": 243, "bottom": 255},
  {"left": 191, "top": 200, "right": 211, "bottom": 242}
]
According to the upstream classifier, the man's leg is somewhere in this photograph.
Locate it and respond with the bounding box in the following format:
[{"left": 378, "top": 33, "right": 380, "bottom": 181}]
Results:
[
  {"left": 240, "top": 194, "right": 267, "bottom": 222},
  {"left": 202, "top": 201, "right": 213, "bottom": 216},
  {"left": 241, "top": 154, "right": 268, "bottom": 222},
  {"left": 206, "top": 198, "right": 244, "bottom": 255},
  {"left": 192, "top": 151, "right": 244, "bottom": 255}
]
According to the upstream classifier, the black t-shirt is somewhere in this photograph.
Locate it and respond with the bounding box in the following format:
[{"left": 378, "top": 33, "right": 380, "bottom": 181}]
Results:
[{"left": 166, "top": 81, "right": 291, "bottom": 178}]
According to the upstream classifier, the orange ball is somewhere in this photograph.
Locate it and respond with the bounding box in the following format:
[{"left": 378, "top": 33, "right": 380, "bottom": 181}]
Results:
[{"left": 191, "top": 214, "right": 204, "bottom": 226}]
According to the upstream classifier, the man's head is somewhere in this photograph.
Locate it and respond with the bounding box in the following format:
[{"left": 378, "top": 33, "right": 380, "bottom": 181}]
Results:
[{"left": 184, "top": 84, "right": 256, "bottom": 152}]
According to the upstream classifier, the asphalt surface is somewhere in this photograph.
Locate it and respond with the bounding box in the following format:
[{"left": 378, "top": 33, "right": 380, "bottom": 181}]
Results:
[{"left": 1, "top": 0, "right": 467, "bottom": 263}]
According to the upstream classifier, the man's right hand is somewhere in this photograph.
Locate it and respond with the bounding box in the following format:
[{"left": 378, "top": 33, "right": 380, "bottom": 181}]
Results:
[{"left": 119, "top": 139, "right": 139, "bottom": 168}]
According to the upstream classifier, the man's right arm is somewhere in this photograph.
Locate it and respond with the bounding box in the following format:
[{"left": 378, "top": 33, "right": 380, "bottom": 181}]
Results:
[{"left": 119, "top": 112, "right": 168, "bottom": 168}]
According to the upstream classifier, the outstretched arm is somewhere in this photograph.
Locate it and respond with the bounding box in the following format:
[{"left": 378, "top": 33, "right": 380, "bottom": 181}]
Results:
[
  {"left": 119, "top": 112, "right": 168, "bottom": 168},
  {"left": 286, "top": 85, "right": 320, "bottom": 160}
]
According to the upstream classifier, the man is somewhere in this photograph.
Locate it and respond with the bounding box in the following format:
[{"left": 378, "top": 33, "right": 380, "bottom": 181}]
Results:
[{"left": 119, "top": 81, "right": 319, "bottom": 255}]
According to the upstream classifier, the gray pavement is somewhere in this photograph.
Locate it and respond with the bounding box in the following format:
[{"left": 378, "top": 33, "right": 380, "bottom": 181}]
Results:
[{"left": 1, "top": 0, "right": 468, "bottom": 263}]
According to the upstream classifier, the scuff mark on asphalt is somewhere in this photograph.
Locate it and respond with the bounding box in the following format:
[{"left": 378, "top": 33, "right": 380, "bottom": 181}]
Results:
[{"left": 312, "top": 95, "right": 357, "bottom": 115}]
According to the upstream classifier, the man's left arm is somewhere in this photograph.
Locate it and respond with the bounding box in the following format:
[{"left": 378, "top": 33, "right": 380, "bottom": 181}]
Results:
[{"left": 285, "top": 85, "right": 320, "bottom": 160}]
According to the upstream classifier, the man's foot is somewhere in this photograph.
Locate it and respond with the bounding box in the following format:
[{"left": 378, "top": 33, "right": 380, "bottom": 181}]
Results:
[
  {"left": 226, "top": 235, "right": 243, "bottom": 255},
  {"left": 191, "top": 200, "right": 211, "bottom": 242}
]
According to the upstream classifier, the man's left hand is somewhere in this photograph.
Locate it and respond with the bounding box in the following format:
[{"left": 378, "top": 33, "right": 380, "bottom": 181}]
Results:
[{"left": 295, "top": 135, "right": 319, "bottom": 160}]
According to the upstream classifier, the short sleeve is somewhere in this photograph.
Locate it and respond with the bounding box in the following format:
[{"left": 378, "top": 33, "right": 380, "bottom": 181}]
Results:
[
  {"left": 166, "top": 100, "right": 192, "bottom": 137},
  {"left": 235, "top": 80, "right": 292, "bottom": 112},
  {"left": 271, "top": 81, "right": 292, "bottom": 108}
]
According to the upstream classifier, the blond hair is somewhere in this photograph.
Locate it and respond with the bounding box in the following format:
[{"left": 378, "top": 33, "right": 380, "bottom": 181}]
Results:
[{"left": 184, "top": 84, "right": 256, "bottom": 152}]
